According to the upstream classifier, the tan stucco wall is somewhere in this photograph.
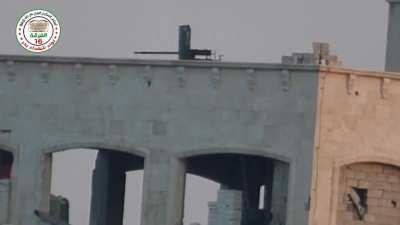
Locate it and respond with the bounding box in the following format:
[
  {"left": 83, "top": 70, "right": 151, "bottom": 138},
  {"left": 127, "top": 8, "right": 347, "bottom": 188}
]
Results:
[
  {"left": 309, "top": 68, "right": 400, "bottom": 225},
  {"left": 337, "top": 163, "right": 400, "bottom": 225}
]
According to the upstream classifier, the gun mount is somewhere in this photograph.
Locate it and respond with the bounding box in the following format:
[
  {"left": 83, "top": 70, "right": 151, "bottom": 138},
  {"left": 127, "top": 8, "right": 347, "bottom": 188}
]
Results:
[{"left": 134, "top": 25, "right": 213, "bottom": 60}]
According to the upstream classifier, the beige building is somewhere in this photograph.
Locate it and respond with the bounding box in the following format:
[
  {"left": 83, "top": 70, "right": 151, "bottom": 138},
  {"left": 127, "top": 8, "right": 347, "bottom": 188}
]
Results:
[
  {"left": 309, "top": 0, "right": 400, "bottom": 224},
  {"left": 309, "top": 67, "right": 400, "bottom": 225}
]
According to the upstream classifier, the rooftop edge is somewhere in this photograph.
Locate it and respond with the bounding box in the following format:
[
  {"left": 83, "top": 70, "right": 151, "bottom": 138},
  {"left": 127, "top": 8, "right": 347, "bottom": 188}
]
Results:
[
  {"left": 0, "top": 54, "right": 319, "bottom": 71},
  {"left": 1, "top": 54, "right": 400, "bottom": 80}
]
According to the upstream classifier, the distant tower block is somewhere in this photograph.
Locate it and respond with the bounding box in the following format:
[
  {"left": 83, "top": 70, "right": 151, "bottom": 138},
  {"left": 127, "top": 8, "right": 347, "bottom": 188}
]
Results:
[
  {"left": 50, "top": 195, "right": 69, "bottom": 223},
  {"left": 208, "top": 189, "right": 242, "bottom": 225},
  {"left": 385, "top": 0, "right": 400, "bottom": 72}
]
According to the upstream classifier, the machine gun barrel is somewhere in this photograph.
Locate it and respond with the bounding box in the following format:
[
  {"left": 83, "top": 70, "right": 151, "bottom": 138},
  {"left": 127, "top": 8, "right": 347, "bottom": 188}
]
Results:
[{"left": 134, "top": 51, "right": 178, "bottom": 55}]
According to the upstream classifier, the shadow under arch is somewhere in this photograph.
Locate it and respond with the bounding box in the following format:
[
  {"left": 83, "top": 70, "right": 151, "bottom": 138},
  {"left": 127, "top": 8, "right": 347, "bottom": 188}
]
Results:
[
  {"left": 0, "top": 144, "right": 18, "bottom": 155},
  {"left": 177, "top": 147, "right": 291, "bottom": 225},
  {"left": 0, "top": 144, "right": 18, "bottom": 225},
  {"left": 175, "top": 147, "right": 292, "bottom": 164},
  {"left": 335, "top": 154, "right": 400, "bottom": 169},
  {"left": 39, "top": 142, "right": 147, "bottom": 225}
]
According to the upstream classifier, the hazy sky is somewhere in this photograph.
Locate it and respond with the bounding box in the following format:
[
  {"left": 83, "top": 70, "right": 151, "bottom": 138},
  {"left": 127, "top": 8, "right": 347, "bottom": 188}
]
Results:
[
  {"left": 0, "top": 0, "right": 389, "bottom": 70},
  {"left": 0, "top": 1, "right": 391, "bottom": 225}
]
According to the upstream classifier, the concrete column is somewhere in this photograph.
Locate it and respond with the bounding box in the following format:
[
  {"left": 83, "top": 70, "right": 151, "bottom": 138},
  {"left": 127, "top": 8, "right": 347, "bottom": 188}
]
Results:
[
  {"left": 241, "top": 182, "right": 263, "bottom": 225},
  {"left": 105, "top": 163, "right": 126, "bottom": 225},
  {"left": 0, "top": 179, "right": 10, "bottom": 224},
  {"left": 263, "top": 169, "right": 274, "bottom": 223},
  {"left": 385, "top": 0, "right": 400, "bottom": 72},
  {"left": 90, "top": 151, "right": 110, "bottom": 225},
  {"left": 270, "top": 161, "right": 289, "bottom": 225},
  {"left": 141, "top": 150, "right": 186, "bottom": 225},
  {"left": 246, "top": 182, "right": 260, "bottom": 209},
  {"left": 89, "top": 151, "right": 126, "bottom": 225},
  {"left": 166, "top": 157, "right": 186, "bottom": 225},
  {"left": 0, "top": 152, "right": 9, "bottom": 224},
  {"left": 13, "top": 144, "right": 43, "bottom": 225}
]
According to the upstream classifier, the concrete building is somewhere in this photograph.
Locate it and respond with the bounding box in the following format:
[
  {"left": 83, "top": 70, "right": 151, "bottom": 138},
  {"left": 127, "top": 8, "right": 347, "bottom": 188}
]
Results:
[
  {"left": 0, "top": 53, "right": 318, "bottom": 225},
  {"left": 0, "top": 1, "right": 399, "bottom": 225}
]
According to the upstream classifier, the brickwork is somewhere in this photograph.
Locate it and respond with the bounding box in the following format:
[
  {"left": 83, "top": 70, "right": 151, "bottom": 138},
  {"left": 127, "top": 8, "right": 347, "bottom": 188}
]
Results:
[{"left": 337, "top": 163, "right": 400, "bottom": 225}]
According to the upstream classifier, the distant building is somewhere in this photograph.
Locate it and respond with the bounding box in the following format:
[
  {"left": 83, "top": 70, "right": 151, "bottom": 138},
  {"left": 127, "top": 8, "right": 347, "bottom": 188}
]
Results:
[
  {"left": 281, "top": 42, "right": 342, "bottom": 66},
  {"left": 208, "top": 189, "right": 242, "bottom": 225},
  {"left": 50, "top": 195, "right": 69, "bottom": 223}
]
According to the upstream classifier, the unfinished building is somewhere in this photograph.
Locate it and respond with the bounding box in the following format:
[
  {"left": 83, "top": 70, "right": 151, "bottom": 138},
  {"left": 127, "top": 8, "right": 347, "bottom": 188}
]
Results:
[{"left": 0, "top": 49, "right": 318, "bottom": 225}]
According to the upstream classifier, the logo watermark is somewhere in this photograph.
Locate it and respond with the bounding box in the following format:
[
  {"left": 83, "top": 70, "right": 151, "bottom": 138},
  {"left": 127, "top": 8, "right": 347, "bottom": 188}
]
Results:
[{"left": 16, "top": 9, "right": 61, "bottom": 53}]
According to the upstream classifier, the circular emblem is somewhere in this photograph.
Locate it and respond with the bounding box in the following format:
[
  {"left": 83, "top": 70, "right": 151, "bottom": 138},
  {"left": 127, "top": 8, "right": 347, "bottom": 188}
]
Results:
[{"left": 16, "top": 9, "right": 60, "bottom": 53}]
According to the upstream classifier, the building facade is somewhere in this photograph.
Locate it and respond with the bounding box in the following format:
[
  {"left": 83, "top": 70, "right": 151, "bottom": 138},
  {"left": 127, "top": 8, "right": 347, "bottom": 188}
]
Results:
[
  {"left": 0, "top": 55, "right": 318, "bottom": 225},
  {"left": 0, "top": 1, "right": 399, "bottom": 225}
]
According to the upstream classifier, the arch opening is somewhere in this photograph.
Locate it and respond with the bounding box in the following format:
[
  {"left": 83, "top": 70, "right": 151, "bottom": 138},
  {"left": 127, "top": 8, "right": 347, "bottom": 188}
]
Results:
[
  {"left": 337, "top": 162, "right": 400, "bottom": 225},
  {"left": 182, "top": 153, "right": 289, "bottom": 225},
  {"left": 42, "top": 148, "right": 145, "bottom": 225},
  {"left": 0, "top": 149, "right": 13, "bottom": 224}
]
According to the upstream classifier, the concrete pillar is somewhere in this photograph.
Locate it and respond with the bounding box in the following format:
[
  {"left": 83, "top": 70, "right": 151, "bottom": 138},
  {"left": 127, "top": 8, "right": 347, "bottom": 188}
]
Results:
[
  {"left": 385, "top": 0, "right": 400, "bottom": 72},
  {"left": 270, "top": 161, "right": 289, "bottom": 225},
  {"left": 241, "top": 182, "right": 262, "bottom": 225},
  {"left": 105, "top": 165, "right": 126, "bottom": 225},
  {"left": 89, "top": 151, "right": 126, "bottom": 225},
  {"left": 0, "top": 152, "right": 9, "bottom": 224},
  {"left": 247, "top": 182, "right": 260, "bottom": 209},
  {"left": 0, "top": 179, "right": 10, "bottom": 224},
  {"left": 13, "top": 145, "right": 43, "bottom": 225},
  {"left": 263, "top": 169, "right": 274, "bottom": 223},
  {"left": 141, "top": 150, "right": 186, "bottom": 225},
  {"left": 90, "top": 151, "right": 109, "bottom": 225}
]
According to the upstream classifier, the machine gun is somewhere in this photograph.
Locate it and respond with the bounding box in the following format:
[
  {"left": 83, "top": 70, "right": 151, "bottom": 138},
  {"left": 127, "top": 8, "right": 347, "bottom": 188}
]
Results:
[{"left": 135, "top": 25, "right": 213, "bottom": 60}]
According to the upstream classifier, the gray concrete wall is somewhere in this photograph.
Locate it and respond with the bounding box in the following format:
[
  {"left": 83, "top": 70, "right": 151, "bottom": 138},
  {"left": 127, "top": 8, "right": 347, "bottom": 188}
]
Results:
[{"left": 0, "top": 55, "right": 319, "bottom": 225}]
